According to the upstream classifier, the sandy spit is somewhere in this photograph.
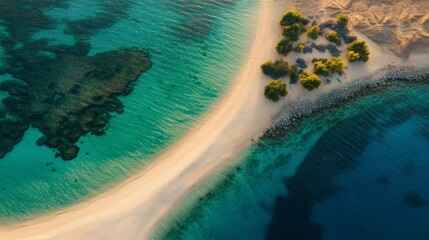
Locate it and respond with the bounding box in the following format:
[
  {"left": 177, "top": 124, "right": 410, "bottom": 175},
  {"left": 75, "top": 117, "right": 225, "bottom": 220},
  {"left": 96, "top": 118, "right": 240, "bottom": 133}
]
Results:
[{"left": 0, "top": 0, "right": 290, "bottom": 239}]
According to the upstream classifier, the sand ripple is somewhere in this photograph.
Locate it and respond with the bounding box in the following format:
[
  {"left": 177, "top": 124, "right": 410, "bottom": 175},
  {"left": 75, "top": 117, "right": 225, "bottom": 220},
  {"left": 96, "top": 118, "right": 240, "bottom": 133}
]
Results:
[{"left": 298, "top": 0, "right": 429, "bottom": 57}]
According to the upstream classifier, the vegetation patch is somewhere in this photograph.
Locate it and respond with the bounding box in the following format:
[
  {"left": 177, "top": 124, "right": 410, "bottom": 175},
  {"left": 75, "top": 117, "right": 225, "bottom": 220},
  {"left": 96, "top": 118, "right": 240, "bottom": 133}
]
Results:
[
  {"left": 312, "top": 60, "right": 330, "bottom": 76},
  {"left": 326, "top": 31, "right": 341, "bottom": 45},
  {"left": 300, "top": 73, "right": 322, "bottom": 91},
  {"left": 347, "top": 40, "right": 370, "bottom": 62},
  {"left": 294, "top": 43, "right": 306, "bottom": 53},
  {"left": 282, "top": 23, "right": 303, "bottom": 41},
  {"left": 261, "top": 60, "right": 290, "bottom": 79},
  {"left": 276, "top": 39, "right": 294, "bottom": 56},
  {"left": 306, "top": 26, "right": 320, "bottom": 40},
  {"left": 289, "top": 66, "right": 299, "bottom": 83},
  {"left": 337, "top": 14, "right": 349, "bottom": 26},
  {"left": 264, "top": 80, "right": 288, "bottom": 102},
  {"left": 261, "top": 10, "right": 369, "bottom": 101},
  {"left": 280, "top": 10, "right": 306, "bottom": 27},
  {"left": 326, "top": 57, "right": 346, "bottom": 75}
]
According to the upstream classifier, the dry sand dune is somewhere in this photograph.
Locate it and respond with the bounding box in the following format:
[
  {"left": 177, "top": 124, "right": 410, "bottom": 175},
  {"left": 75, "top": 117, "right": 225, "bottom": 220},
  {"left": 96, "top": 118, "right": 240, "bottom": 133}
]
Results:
[{"left": 295, "top": 0, "right": 429, "bottom": 57}]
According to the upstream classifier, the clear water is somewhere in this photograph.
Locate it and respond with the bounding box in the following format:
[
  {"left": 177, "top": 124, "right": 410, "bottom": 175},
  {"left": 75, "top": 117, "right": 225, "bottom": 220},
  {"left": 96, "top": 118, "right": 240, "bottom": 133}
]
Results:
[
  {"left": 0, "top": 0, "right": 258, "bottom": 223},
  {"left": 155, "top": 82, "right": 429, "bottom": 240}
]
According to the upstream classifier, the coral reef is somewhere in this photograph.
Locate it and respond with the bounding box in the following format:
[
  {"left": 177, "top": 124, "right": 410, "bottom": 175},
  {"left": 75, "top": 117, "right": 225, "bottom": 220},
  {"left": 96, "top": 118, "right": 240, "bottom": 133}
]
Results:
[{"left": 0, "top": 0, "right": 152, "bottom": 160}]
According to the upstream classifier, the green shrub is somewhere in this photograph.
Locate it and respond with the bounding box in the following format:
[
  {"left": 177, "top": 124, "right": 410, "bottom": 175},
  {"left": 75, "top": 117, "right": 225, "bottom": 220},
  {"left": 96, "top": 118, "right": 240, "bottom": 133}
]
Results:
[
  {"left": 337, "top": 14, "right": 349, "bottom": 26},
  {"left": 294, "top": 43, "right": 305, "bottom": 52},
  {"left": 313, "top": 60, "right": 329, "bottom": 76},
  {"left": 300, "top": 72, "right": 321, "bottom": 91},
  {"left": 282, "top": 23, "right": 302, "bottom": 41},
  {"left": 280, "top": 10, "right": 303, "bottom": 26},
  {"left": 276, "top": 39, "right": 294, "bottom": 56},
  {"left": 289, "top": 66, "right": 299, "bottom": 83},
  {"left": 326, "top": 31, "right": 341, "bottom": 45},
  {"left": 326, "top": 57, "right": 346, "bottom": 75},
  {"left": 306, "top": 26, "right": 320, "bottom": 40},
  {"left": 264, "top": 80, "right": 288, "bottom": 102},
  {"left": 261, "top": 60, "right": 290, "bottom": 79},
  {"left": 347, "top": 40, "right": 370, "bottom": 62},
  {"left": 347, "top": 51, "right": 360, "bottom": 62}
]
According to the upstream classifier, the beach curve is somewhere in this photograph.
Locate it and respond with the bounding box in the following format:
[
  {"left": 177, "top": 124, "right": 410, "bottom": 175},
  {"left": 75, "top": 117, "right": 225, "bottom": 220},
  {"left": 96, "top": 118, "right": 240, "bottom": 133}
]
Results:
[{"left": 0, "top": 0, "right": 289, "bottom": 239}]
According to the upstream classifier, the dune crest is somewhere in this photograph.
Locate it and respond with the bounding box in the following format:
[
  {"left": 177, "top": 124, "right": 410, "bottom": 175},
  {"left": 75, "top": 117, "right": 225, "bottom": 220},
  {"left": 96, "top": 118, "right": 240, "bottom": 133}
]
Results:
[{"left": 297, "top": 0, "right": 429, "bottom": 57}]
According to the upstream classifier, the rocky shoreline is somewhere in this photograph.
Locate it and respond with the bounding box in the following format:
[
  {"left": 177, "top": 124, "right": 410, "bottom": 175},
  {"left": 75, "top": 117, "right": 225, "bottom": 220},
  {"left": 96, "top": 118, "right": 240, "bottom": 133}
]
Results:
[{"left": 264, "top": 65, "right": 429, "bottom": 138}]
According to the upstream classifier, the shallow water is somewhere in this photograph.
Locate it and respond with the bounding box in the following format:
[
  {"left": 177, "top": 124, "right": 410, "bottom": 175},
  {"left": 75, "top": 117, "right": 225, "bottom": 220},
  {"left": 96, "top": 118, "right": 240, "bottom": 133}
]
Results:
[
  {"left": 155, "top": 82, "right": 429, "bottom": 240},
  {"left": 0, "top": 0, "right": 257, "bottom": 223}
]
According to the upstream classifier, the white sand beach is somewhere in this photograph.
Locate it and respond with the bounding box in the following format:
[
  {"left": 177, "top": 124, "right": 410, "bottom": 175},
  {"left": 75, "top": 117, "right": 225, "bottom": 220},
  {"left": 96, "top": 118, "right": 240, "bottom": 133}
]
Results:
[{"left": 1, "top": 0, "right": 429, "bottom": 239}]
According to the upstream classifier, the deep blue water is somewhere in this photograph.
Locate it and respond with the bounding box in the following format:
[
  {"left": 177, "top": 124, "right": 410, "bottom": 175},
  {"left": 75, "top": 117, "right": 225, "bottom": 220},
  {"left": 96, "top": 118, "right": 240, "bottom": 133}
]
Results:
[{"left": 154, "top": 82, "right": 429, "bottom": 240}]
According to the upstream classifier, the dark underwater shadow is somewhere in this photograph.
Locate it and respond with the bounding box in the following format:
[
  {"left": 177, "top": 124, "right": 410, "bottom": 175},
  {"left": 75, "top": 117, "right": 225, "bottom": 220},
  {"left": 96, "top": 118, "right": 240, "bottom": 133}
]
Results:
[{"left": 0, "top": 0, "right": 152, "bottom": 160}]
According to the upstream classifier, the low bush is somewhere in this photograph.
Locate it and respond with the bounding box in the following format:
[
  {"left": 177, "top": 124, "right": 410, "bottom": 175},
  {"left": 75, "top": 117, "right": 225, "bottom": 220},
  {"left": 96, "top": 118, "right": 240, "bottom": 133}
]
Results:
[
  {"left": 300, "top": 72, "right": 322, "bottom": 91},
  {"left": 337, "top": 14, "right": 349, "bottom": 26},
  {"left": 276, "top": 39, "right": 294, "bottom": 56},
  {"left": 264, "top": 80, "right": 288, "bottom": 102},
  {"left": 294, "top": 43, "right": 306, "bottom": 53},
  {"left": 261, "top": 60, "right": 290, "bottom": 79},
  {"left": 347, "top": 40, "right": 370, "bottom": 62},
  {"left": 280, "top": 10, "right": 303, "bottom": 26},
  {"left": 326, "top": 31, "right": 341, "bottom": 45},
  {"left": 326, "top": 57, "right": 346, "bottom": 75},
  {"left": 306, "top": 25, "right": 320, "bottom": 40},
  {"left": 313, "top": 60, "right": 329, "bottom": 76},
  {"left": 282, "top": 23, "right": 302, "bottom": 41}
]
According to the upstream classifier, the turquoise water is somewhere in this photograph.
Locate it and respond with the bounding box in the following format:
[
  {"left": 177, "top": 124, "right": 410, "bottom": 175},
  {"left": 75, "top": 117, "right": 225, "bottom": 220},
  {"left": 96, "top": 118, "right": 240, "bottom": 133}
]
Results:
[
  {"left": 155, "top": 82, "right": 429, "bottom": 239},
  {"left": 0, "top": 0, "right": 258, "bottom": 223}
]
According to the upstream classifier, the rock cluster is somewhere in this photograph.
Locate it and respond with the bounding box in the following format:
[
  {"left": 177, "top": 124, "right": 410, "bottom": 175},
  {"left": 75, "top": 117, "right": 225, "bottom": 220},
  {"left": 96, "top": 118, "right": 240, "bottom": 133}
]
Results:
[{"left": 265, "top": 66, "right": 429, "bottom": 138}]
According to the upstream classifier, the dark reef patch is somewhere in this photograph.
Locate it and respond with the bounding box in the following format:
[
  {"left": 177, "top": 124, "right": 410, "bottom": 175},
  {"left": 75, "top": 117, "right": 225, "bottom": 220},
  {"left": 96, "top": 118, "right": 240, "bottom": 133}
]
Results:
[
  {"left": 0, "top": 0, "right": 68, "bottom": 42},
  {"left": 0, "top": 0, "right": 152, "bottom": 160},
  {"left": 0, "top": 118, "right": 29, "bottom": 158},
  {"left": 65, "top": 0, "right": 133, "bottom": 40},
  {"left": 1, "top": 45, "right": 151, "bottom": 160},
  {"left": 180, "top": 18, "right": 213, "bottom": 39},
  {"left": 165, "top": 0, "right": 237, "bottom": 41},
  {"left": 403, "top": 192, "right": 429, "bottom": 208}
]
